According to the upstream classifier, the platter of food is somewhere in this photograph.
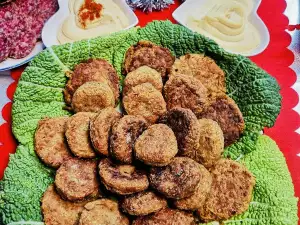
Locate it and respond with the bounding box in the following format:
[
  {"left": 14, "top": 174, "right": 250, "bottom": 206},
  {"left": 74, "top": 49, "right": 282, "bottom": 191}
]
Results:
[{"left": 0, "top": 20, "right": 297, "bottom": 224}]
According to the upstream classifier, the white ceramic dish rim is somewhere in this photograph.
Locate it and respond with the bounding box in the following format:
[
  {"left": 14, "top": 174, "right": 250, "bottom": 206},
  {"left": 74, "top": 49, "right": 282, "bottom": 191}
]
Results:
[
  {"left": 42, "top": 0, "right": 139, "bottom": 48},
  {"left": 172, "top": 0, "right": 270, "bottom": 57}
]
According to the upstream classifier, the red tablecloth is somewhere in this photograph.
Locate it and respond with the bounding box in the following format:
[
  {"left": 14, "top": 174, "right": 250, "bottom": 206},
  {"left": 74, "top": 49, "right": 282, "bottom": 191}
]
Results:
[{"left": 1, "top": 0, "right": 299, "bottom": 220}]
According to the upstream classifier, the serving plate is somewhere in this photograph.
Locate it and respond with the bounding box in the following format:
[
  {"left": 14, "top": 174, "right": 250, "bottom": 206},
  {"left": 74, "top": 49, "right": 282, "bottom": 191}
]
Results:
[
  {"left": 172, "top": 0, "right": 270, "bottom": 56},
  {"left": 42, "top": 0, "right": 139, "bottom": 47}
]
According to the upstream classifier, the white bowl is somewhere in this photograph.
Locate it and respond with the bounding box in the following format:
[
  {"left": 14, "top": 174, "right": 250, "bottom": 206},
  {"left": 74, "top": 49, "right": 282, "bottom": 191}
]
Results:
[
  {"left": 172, "top": 0, "right": 270, "bottom": 56},
  {"left": 42, "top": 0, "right": 138, "bottom": 47}
]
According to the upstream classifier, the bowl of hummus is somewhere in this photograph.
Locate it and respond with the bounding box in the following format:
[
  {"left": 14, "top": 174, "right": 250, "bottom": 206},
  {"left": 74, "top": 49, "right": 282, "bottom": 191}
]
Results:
[
  {"left": 42, "top": 0, "right": 138, "bottom": 47},
  {"left": 172, "top": 0, "right": 270, "bottom": 56}
]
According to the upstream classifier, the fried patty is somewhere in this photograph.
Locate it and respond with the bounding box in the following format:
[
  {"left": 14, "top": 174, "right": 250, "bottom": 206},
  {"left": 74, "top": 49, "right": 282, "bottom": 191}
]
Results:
[
  {"left": 79, "top": 199, "right": 129, "bottom": 225},
  {"left": 65, "top": 112, "right": 97, "bottom": 159},
  {"left": 55, "top": 158, "right": 100, "bottom": 202},
  {"left": 71, "top": 81, "right": 115, "bottom": 113},
  {"left": 64, "top": 58, "right": 120, "bottom": 105},
  {"left": 123, "top": 41, "right": 175, "bottom": 79},
  {"left": 99, "top": 158, "right": 149, "bottom": 195},
  {"left": 123, "top": 83, "right": 167, "bottom": 124},
  {"left": 35, "top": 116, "right": 72, "bottom": 168},
  {"left": 149, "top": 157, "right": 202, "bottom": 199},
  {"left": 134, "top": 124, "right": 178, "bottom": 166},
  {"left": 121, "top": 191, "right": 167, "bottom": 216},
  {"left": 164, "top": 74, "right": 208, "bottom": 116},
  {"left": 123, "top": 66, "right": 163, "bottom": 95},
  {"left": 170, "top": 54, "right": 225, "bottom": 97},
  {"left": 42, "top": 185, "right": 86, "bottom": 225},
  {"left": 198, "top": 95, "right": 245, "bottom": 146},
  {"left": 110, "top": 115, "right": 148, "bottom": 164},
  {"left": 90, "top": 107, "right": 121, "bottom": 156}
]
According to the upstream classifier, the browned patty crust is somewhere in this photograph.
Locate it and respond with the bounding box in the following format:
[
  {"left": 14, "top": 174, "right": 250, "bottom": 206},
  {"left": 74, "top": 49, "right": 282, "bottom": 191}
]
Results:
[
  {"left": 170, "top": 54, "right": 225, "bottom": 97},
  {"left": 197, "top": 159, "right": 255, "bottom": 221},
  {"left": 123, "top": 41, "right": 175, "bottom": 78},
  {"left": 121, "top": 191, "right": 167, "bottom": 216},
  {"left": 134, "top": 124, "right": 178, "bottom": 166},
  {"left": 123, "top": 83, "right": 167, "bottom": 124},
  {"left": 79, "top": 199, "right": 129, "bottom": 225},
  {"left": 64, "top": 58, "right": 120, "bottom": 105},
  {"left": 132, "top": 208, "right": 196, "bottom": 225},
  {"left": 65, "top": 112, "right": 97, "bottom": 159},
  {"left": 99, "top": 158, "right": 149, "bottom": 195},
  {"left": 71, "top": 81, "right": 115, "bottom": 113},
  {"left": 173, "top": 164, "right": 212, "bottom": 210},
  {"left": 164, "top": 74, "right": 208, "bottom": 116},
  {"left": 110, "top": 115, "right": 148, "bottom": 164},
  {"left": 35, "top": 116, "right": 72, "bottom": 168},
  {"left": 198, "top": 95, "right": 245, "bottom": 147},
  {"left": 159, "top": 108, "right": 200, "bottom": 157},
  {"left": 123, "top": 66, "right": 163, "bottom": 95},
  {"left": 90, "top": 107, "right": 121, "bottom": 156},
  {"left": 149, "top": 157, "right": 202, "bottom": 199},
  {"left": 55, "top": 158, "right": 100, "bottom": 202},
  {"left": 42, "top": 185, "right": 86, "bottom": 225}
]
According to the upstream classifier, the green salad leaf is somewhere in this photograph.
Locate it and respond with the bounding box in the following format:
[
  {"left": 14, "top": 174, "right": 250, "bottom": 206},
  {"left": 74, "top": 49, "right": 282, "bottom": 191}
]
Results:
[{"left": 0, "top": 21, "right": 294, "bottom": 224}]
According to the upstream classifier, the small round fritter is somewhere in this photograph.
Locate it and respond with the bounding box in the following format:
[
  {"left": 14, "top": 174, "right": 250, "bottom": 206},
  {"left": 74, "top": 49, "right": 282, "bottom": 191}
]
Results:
[
  {"left": 159, "top": 108, "right": 200, "bottom": 156},
  {"left": 123, "top": 83, "right": 167, "bottom": 124},
  {"left": 79, "top": 199, "right": 129, "bottom": 225},
  {"left": 55, "top": 158, "right": 100, "bottom": 202},
  {"left": 123, "top": 66, "right": 163, "bottom": 95},
  {"left": 134, "top": 124, "right": 178, "bottom": 166},
  {"left": 65, "top": 112, "right": 97, "bottom": 159},
  {"left": 123, "top": 41, "right": 175, "bottom": 79},
  {"left": 198, "top": 95, "right": 245, "bottom": 147},
  {"left": 187, "top": 119, "right": 224, "bottom": 168},
  {"left": 90, "top": 107, "right": 121, "bottom": 156},
  {"left": 121, "top": 191, "right": 167, "bottom": 216},
  {"left": 99, "top": 158, "right": 149, "bottom": 195},
  {"left": 110, "top": 115, "right": 148, "bottom": 164},
  {"left": 35, "top": 116, "right": 72, "bottom": 168},
  {"left": 71, "top": 81, "right": 115, "bottom": 113},
  {"left": 173, "top": 164, "right": 212, "bottom": 210},
  {"left": 164, "top": 74, "right": 208, "bottom": 116},
  {"left": 170, "top": 54, "right": 225, "bottom": 97},
  {"left": 42, "top": 185, "right": 86, "bottom": 225},
  {"left": 149, "top": 157, "right": 202, "bottom": 199},
  {"left": 198, "top": 159, "right": 256, "bottom": 221},
  {"left": 132, "top": 208, "right": 196, "bottom": 225},
  {"left": 64, "top": 58, "right": 120, "bottom": 105}
]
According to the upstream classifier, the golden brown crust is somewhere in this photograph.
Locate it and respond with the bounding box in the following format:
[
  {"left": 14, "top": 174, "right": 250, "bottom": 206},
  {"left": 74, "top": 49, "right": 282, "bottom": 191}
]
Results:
[
  {"left": 173, "top": 164, "right": 212, "bottom": 210},
  {"left": 123, "top": 83, "right": 167, "bottom": 124},
  {"left": 164, "top": 74, "right": 208, "bottom": 116},
  {"left": 71, "top": 82, "right": 115, "bottom": 113},
  {"left": 110, "top": 115, "right": 148, "bottom": 164},
  {"left": 121, "top": 191, "right": 167, "bottom": 216},
  {"left": 55, "top": 158, "right": 100, "bottom": 202},
  {"left": 79, "top": 199, "right": 129, "bottom": 225},
  {"left": 65, "top": 112, "right": 97, "bottom": 159},
  {"left": 198, "top": 95, "right": 245, "bottom": 147},
  {"left": 34, "top": 116, "right": 73, "bottom": 168},
  {"left": 99, "top": 158, "right": 149, "bottom": 195},
  {"left": 134, "top": 124, "right": 178, "bottom": 166},
  {"left": 123, "top": 66, "right": 163, "bottom": 95},
  {"left": 132, "top": 208, "right": 196, "bottom": 225},
  {"left": 123, "top": 41, "right": 175, "bottom": 79},
  {"left": 89, "top": 107, "right": 121, "bottom": 156},
  {"left": 149, "top": 157, "right": 202, "bottom": 199},
  {"left": 42, "top": 185, "right": 86, "bottom": 225},
  {"left": 170, "top": 54, "right": 225, "bottom": 97},
  {"left": 64, "top": 58, "right": 120, "bottom": 105}
]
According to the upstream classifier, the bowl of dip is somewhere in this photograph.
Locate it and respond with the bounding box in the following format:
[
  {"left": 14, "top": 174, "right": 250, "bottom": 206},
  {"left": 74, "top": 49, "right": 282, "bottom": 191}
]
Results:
[
  {"left": 42, "top": 0, "right": 138, "bottom": 47},
  {"left": 172, "top": 0, "right": 269, "bottom": 56}
]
